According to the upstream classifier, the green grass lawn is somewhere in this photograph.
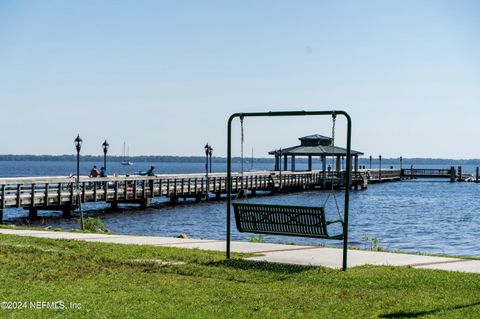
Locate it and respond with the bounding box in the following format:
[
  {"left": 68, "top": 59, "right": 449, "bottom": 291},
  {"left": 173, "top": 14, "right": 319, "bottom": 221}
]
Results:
[{"left": 0, "top": 234, "right": 479, "bottom": 318}]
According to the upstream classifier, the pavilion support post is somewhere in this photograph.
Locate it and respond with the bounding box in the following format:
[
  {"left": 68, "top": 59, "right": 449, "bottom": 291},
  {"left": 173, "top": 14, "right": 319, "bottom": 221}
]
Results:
[
  {"left": 476, "top": 167, "right": 479, "bottom": 183},
  {"left": 336, "top": 156, "right": 341, "bottom": 172},
  {"left": 308, "top": 156, "right": 312, "bottom": 171},
  {"left": 274, "top": 156, "right": 279, "bottom": 171},
  {"left": 354, "top": 155, "right": 359, "bottom": 172},
  {"left": 283, "top": 155, "right": 288, "bottom": 171},
  {"left": 321, "top": 156, "right": 327, "bottom": 188},
  {"left": 291, "top": 156, "right": 296, "bottom": 171}
]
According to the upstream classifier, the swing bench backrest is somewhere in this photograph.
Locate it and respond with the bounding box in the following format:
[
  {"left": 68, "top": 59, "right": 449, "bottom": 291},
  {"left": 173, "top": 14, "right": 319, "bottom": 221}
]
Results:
[{"left": 232, "top": 202, "right": 343, "bottom": 240}]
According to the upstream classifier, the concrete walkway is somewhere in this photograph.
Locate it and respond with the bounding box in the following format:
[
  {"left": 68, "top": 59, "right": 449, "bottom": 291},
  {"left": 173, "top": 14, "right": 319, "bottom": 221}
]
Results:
[{"left": 1, "top": 228, "right": 480, "bottom": 273}]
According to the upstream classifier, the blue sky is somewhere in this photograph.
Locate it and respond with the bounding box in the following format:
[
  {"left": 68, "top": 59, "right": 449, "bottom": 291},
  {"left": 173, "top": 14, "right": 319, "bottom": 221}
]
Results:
[{"left": 0, "top": 0, "right": 479, "bottom": 158}]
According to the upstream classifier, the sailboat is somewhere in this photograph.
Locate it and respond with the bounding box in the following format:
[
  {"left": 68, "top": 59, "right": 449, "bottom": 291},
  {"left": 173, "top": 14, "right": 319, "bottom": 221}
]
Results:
[
  {"left": 246, "top": 148, "right": 256, "bottom": 172},
  {"left": 121, "top": 142, "right": 133, "bottom": 166}
]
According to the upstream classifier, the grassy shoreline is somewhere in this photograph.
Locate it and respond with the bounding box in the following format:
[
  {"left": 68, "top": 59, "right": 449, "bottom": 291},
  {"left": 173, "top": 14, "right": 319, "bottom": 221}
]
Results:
[{"left": 0, "top": 233, "right": 480, "bottom": 318}]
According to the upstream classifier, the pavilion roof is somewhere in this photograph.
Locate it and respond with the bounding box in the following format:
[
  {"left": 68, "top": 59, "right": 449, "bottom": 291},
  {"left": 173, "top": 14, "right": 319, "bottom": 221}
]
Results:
[
  {"left": 268, "top": 145, "right": 363, "bottom": 156},
  {"left": 268, "top": 134, "right": 363, "bottom": 156}
]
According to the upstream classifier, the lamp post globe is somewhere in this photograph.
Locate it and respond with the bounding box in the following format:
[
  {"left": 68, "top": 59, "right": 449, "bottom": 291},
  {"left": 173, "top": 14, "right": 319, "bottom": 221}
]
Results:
[
  {"left": 204, "top": 143, "right": 210, "bottom": 175},
  {"left": 102, "top": 139, "right": 109, "bottom": 169},
  {"left": 74, "top": 134, "right": 83, "bottom": 153}
]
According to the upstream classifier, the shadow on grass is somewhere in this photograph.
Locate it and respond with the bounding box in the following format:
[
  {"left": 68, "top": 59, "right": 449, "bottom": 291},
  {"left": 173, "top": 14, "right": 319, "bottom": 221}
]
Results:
[
  {"left": 205, "top": 258, "right": 325, "bottom": 274},
  {"left": 379, "top": 301, "right": 480, "bottom": 318}
]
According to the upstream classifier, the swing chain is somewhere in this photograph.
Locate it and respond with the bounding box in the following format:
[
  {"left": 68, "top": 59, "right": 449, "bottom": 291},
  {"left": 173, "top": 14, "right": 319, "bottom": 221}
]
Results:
[
  {"left": 240, "top": 115, "right": 244, "bottom": 178},
  {"left": 323, "top": 112, "right": 343, "bottom": 221},
  {"left": 331, "top": 112, "right": 336, "bottom": 189},
  {"left": 235, "top": 114, "right": 247, "bottom": 199}
]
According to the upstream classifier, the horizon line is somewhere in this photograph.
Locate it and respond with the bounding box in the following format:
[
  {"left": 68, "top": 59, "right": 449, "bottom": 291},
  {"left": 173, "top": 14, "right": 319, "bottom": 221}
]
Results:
[{"left": 1, "top": 154, "right": 480, "bottom": 161}]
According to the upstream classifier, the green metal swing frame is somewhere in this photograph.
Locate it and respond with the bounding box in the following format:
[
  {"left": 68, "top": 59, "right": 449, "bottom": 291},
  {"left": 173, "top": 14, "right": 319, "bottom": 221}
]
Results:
[{"left": 226, "top": 110, "right": 352, "bottom": 271}]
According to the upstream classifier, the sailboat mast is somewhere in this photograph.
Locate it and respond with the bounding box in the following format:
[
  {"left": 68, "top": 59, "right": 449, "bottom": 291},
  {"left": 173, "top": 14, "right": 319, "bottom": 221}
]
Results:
[{"left": 251, "top": 148, "right": 254, "bottom": 170}]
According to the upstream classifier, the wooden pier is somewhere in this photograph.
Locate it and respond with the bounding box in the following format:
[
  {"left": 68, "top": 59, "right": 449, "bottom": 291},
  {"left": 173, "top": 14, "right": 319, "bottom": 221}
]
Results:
[
  {"left": 400, "top": 167, "right": 477, "bottom": 182},
  {"left": 0, "top": 170, "right": 368, "bottom": 222},
  {"left": 1, "top": 166, "right": 476, "bottom": 222},
  {"left": 360, "top": 166, "right": 475, "bottom": 183}
]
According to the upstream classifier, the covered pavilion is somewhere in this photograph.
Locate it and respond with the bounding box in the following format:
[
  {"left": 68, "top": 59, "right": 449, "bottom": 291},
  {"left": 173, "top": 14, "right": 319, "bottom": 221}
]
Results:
[{"left": 268, "top": 134, "right": 364, "bottom": 172}]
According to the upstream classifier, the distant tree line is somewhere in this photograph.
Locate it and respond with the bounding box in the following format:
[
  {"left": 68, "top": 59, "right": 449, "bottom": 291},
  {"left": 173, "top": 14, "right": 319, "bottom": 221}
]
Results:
[
  {"left": 1, "top": 155, "right": 480, "bottom": 166},
  {"left": 0, "top": 154, "right": 273, "bottom": 163},
  {"left": 358, "top": 158, "right": 480, "bottom": 166}
]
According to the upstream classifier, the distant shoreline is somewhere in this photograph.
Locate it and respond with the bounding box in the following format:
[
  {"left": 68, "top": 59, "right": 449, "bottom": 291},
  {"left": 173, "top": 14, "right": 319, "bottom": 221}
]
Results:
[{"left": 1, "top": 155, "right": 480, "bottom": 166}]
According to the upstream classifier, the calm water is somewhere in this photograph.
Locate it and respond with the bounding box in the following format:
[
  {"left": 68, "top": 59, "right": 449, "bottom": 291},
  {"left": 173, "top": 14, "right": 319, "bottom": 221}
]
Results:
[{"left": 1, "top": 161, "right": 479, "bottom": 257}]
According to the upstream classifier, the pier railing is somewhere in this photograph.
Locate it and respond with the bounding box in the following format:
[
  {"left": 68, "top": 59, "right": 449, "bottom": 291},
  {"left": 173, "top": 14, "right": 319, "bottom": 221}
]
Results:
[
  {"left": 363, "top": 169, "right": 401, "bottom": 182},
  {"left": 0, "top": 170, "right": 367, "bottom": 217},
  {"left": 400, "top": 168, "right": 453, "bottom": 178}
]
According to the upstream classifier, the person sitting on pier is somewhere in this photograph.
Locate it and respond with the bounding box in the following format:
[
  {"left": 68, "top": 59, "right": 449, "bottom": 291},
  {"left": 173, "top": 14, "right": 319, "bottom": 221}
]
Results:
[
  {"left": 146, "top": 166, "right": 156, "bottom": 176},
  {"left": 100, "top": 167, "right": 108, "bottom": 178},
  {"left": 90, "top": 165, "right": 100, "bottom": 178}
]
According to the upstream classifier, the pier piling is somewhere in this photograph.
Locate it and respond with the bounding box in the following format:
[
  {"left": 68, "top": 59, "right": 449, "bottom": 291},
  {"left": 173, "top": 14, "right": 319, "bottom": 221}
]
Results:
[
  {"left": 141, "top": 198, "right": 152, "bottom": 208},
  {"left": 62, "top": 207, "right": 72, "bottom": 218},
  {"left": 28, "top": 208, "right": 38, "bottom": 220},
  {"left": 450, "top": 166, "right": 456, "bottom": 183}
]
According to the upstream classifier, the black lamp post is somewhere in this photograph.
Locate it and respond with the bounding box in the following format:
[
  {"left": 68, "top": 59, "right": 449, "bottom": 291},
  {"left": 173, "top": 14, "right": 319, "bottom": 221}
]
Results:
[
  {"left": 204, "top": 143, "right": 213, "bottom": 200},
  {"left": 208, "top": 145, "right": 213, "bottom": 173},
  {"left": 277, "top": 149, "right": 283, "bottom": 187},
  {"left": 279, "top": 149, "right": 283, "bottom": 173},
  {"left": 400, "top": 156, "right": 403, "bottom": 170},
  {"left": 102, "top": 139, "right": 109, "bottom": 170},
  {"left": 75, "top": 134, "right": 82, "bottom": 180},
  {"left": 74, "top": 134, "right": 84, "bottom": 229},
  {"left": 204, "top": 143, "right": 210, "bottom": 177},
  {"left": 274, "top": 149, "right": 280, "bottom": 171},
  {"left": 369, "top": 155, "right": 372, "bottom": 169}
]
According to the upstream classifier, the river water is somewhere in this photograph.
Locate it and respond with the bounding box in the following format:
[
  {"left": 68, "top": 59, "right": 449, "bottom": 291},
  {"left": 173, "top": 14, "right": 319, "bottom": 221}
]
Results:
[{"left": 1, "top": 160, "right": 479, "bottom": 258}]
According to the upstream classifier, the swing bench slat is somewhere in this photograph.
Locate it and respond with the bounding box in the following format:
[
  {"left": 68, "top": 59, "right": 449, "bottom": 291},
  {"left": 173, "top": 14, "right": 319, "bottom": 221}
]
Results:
[{"left": 232, "top": 202, "right": 343, "bottom": 240}]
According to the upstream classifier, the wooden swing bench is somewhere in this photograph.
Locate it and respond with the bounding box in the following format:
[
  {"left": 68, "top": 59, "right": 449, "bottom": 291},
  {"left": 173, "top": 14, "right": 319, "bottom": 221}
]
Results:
[
  {"left": 232, "top": 202, "right": 344, "bottom": 240},
  {"left": 226, "top": 110, "right": 351, "bottom": 270}
]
